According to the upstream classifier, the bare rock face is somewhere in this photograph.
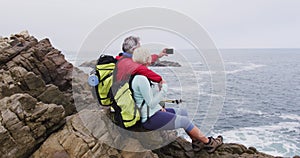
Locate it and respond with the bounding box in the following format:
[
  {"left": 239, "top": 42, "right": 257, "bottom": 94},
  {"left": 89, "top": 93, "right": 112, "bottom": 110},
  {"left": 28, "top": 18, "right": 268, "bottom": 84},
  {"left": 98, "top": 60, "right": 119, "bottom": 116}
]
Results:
[
  {"left": 0, "top": 31, "right": 76, "bottom": 158},
  {"left": 0, "top": 93, "right": 65, "bottom": 158},
  {"left": 154, "top": 138, "right": 277, "bottom": 158},
  {"left": 0, "top": 31, "right": 75, "bottom": 116},
  {"left": 32, "top": 109, "right": 277, "bottom": 158},
  {"left": 32, "top": 109, "right": 158, "bottom": 158}
]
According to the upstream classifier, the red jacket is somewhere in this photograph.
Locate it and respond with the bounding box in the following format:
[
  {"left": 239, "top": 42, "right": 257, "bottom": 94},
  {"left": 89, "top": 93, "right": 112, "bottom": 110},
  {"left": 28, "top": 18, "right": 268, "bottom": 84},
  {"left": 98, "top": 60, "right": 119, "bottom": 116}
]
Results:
[{"left": 115, "top": 54, "right": 162, "bottom": 83}]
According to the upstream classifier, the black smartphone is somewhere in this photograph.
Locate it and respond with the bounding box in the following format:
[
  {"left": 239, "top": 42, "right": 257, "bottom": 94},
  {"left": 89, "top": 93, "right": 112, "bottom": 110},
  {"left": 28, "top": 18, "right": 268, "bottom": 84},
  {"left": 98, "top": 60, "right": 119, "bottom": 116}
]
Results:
[{"left": 166, "top": 48, "right": 174, "bottom": 54}]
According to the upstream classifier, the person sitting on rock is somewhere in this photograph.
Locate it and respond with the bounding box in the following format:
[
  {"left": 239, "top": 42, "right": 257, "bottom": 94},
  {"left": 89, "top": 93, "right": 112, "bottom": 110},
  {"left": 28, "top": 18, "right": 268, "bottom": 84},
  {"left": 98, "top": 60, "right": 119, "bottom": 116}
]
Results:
[
  {"left": 131, "top": 47, "right": 224, "bottom": 153},
  {"left": 114, "top": 36, "right": 167, "bottom": 83}
]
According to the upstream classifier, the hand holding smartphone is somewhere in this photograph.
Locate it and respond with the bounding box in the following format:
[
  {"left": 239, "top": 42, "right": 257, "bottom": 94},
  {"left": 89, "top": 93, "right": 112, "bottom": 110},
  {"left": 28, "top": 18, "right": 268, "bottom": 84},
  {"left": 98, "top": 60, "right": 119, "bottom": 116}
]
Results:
[{"left": 166, "top": 48, "right": 174, "bottom": 54}]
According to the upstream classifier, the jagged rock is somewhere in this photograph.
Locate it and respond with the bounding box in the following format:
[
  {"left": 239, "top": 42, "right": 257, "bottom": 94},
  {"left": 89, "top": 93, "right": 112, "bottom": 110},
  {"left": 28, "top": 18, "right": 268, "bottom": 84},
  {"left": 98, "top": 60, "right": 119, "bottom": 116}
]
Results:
[
  {"left": 0, "top": 66, "right": 75, "bottom": 116},
  {"left": 71, "top": 67, "right": 99, "bottom": 111},
  {"left": 32, "top": 108, "right": 278, "bottom": 158},
  {"left": 0, "top": 32, "right": 73, "bottom": 92},
  {"left": 0, "top": 93, "right": 65, "bottom": 158},
  {"left": 0, "top": 31, "right": 79, "bottom": 157},
  {"left": 154, "top": 138, "right": 277, "bottom": 158},
  {"left": 0, "top": 31, "right": 76, "bottom": 116},
  {"left": 32, "top": 109, "right": 158, "bottom": 158},
  {"left": 79, "top": 59, "right": 97, "bottom": 68}
]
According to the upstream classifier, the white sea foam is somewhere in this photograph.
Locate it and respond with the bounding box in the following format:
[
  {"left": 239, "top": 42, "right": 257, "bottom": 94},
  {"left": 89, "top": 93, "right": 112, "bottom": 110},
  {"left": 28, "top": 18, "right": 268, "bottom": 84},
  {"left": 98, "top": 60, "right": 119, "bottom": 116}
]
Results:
[
  {"left": 190, "top": 62, "right": 203, "bottom": 67},
  {"left": 226, "top": 62, "right": 244, "bottom": 65},
  {"left": 192, "top": 63, "right": 266, "bottom": 76},
  {"left": 236, "top": 107, "right": 266, "bottom": 116},
  {"left": 279, "top": 114, "right": 300, "bottom": 121},
  {"left": 199, "top": 93, "right": 225, "bottom": 98},
  {"left": 194, "top": 71, "right": 216, "bottom": 75},
  {"left": 226, "top": 63, "right": 266, "bottom": 74},
  {"left": 214, "top": 122, "right": 300, "bottom": 157}
]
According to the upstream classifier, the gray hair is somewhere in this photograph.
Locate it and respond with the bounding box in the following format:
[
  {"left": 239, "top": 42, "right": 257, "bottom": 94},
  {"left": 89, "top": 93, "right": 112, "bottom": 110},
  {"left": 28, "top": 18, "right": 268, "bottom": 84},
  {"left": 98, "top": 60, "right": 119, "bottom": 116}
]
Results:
[
  {"left": 122, "top": 36, "right": 140, "bottom": 54},
  {"left": 132, "top": 47, "right": 152, "bottom": 65}
]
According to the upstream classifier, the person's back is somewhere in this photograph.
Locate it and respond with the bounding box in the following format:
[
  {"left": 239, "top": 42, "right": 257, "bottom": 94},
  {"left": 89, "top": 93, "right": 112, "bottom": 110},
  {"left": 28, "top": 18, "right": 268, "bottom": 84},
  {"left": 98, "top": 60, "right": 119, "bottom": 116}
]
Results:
[
  {"left": 115, "top": 57, "right": 140, "bottom": 82},
  {"left": 131, "top": 75, "right": 167, "bottom": 123}
]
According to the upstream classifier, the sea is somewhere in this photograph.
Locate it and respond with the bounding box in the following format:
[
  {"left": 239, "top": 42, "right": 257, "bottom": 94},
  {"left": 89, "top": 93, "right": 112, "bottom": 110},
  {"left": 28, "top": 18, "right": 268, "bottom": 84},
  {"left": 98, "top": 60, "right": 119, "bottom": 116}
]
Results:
[{"left": 65, "top": 48, "right": 300, "bottom": 157}]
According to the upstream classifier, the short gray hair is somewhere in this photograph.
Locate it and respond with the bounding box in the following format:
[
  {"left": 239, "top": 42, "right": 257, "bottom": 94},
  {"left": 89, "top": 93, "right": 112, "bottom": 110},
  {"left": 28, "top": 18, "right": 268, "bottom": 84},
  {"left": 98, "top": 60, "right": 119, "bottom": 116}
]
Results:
[
  {"left": 122, "top": 36, "right": 140, "bottom": 54},
  {"left": 132, "top": 47, "right": 152, "bottom": 65}
]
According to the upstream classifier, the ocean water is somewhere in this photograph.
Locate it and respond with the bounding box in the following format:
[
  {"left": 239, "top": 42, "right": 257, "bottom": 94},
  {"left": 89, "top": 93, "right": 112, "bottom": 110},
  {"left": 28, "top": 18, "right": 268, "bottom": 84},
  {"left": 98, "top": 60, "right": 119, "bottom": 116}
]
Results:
[
  {"left": 212, "top": 49, "right": 300, "bottom": 157},
  {"left": 66, "top": 48, "right": 300, "bottom": 157}
]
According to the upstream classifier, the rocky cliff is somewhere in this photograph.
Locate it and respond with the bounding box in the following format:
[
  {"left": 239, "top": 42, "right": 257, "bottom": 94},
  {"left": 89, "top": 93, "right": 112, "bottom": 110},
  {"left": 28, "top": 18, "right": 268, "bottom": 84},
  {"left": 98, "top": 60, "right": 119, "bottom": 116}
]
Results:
[{"left": 0, "top": 31, "right": 294, "bottom": 158}]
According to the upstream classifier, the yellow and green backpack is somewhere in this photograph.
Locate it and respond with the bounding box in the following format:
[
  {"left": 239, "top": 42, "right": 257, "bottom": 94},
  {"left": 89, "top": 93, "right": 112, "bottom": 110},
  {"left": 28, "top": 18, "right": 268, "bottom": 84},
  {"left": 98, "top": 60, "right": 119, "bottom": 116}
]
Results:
[
  {"left": 94, "top": 55, "right": 116, "bottom": 106},
  {"left": 92, "top": 55, "right": 146, "bottom": 128}
]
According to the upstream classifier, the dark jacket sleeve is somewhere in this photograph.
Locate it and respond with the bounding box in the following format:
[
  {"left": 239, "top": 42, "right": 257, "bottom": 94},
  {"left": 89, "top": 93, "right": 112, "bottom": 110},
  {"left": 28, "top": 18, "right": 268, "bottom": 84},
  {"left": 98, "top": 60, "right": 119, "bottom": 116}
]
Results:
[{"left": 133, "top": 65, "right": 162, "bottom": 83}]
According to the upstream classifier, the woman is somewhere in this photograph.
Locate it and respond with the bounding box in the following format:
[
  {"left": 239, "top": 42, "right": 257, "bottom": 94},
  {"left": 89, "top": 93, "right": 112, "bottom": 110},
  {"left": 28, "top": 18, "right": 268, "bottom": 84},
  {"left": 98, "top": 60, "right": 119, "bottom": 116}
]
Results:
[{"left": 131, "top": 47, "right": 223, "bottom": 153}]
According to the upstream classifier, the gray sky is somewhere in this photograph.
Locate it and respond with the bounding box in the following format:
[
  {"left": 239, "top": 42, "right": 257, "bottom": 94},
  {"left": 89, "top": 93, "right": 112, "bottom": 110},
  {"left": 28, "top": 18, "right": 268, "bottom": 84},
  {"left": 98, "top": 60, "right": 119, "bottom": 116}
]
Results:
[{"left": 1, "top": 0, "right": 300, "bottom": 51}]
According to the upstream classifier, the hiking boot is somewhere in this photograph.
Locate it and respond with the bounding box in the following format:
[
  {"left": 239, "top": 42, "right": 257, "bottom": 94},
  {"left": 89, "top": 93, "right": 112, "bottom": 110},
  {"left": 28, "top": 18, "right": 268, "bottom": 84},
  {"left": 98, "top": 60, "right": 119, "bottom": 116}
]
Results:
[
  {"left": 192, "top": 139, "right": 204, "bottom": 152},
  {"left": 204, "top": 135, "right": 223, "bottom": 153}
]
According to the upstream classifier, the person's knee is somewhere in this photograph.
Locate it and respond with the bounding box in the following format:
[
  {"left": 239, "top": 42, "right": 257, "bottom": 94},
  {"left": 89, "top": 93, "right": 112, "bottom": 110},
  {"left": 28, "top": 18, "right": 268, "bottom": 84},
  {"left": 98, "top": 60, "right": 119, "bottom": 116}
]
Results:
[
  {"left": 176, "top": 108, "right": 188, "bottom": 116},
  {"left": 174, "top": 115, "right": 192, "bottom": 130}
]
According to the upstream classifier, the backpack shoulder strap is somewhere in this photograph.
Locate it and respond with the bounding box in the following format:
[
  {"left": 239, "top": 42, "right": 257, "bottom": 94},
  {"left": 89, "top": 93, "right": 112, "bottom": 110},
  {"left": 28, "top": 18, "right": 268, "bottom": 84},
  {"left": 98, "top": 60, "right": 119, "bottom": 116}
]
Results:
[{"left": 129, "top": 75, "right": 149, "bottom": 120}]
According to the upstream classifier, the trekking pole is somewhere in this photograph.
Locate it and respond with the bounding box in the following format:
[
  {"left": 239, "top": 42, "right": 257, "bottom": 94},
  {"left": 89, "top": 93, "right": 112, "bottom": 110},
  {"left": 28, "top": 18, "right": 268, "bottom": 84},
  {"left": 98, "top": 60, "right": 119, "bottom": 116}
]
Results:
[{"left": 163, "top": 99, "right": 183, "bottom": 104}]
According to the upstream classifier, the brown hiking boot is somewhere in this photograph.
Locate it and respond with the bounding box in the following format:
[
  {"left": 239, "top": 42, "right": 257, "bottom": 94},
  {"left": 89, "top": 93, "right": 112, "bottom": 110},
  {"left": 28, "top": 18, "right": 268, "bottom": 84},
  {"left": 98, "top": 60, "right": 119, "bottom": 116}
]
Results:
[
  {"left": 204, "top": 135, "right": 223, "bottom": 153},
  {"left": 192, "top": 139, "right": 204, "bottom": 152}
]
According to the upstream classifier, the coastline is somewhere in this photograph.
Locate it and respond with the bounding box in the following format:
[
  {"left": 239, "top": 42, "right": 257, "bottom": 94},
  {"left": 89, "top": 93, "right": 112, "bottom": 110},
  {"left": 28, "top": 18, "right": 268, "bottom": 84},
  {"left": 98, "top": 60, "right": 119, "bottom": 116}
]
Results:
[{"left": 0, "top": 31, "right": 298, "bottom": 158}]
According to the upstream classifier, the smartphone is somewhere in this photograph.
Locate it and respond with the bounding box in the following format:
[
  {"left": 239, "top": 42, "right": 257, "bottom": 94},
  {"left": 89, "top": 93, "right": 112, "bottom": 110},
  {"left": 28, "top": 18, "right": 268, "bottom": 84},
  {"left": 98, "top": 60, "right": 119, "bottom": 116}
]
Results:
[{"left": 166, "top": 48, "right": 174, "bottom": 54}]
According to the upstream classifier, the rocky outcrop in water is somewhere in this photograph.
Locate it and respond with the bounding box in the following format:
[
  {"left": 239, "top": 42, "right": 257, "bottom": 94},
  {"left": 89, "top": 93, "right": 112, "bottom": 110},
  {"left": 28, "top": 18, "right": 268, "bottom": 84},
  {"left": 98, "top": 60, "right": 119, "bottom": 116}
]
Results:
[{"left": 0, "top": 31, "right": 295, "bottom": 158}]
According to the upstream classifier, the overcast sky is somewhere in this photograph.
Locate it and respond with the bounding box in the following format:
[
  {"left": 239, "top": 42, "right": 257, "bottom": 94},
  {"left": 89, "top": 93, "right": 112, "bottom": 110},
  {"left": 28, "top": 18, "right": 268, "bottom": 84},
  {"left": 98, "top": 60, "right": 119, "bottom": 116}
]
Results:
[{"left": 1, "top": 0, "right": 299, "bottom": 51}]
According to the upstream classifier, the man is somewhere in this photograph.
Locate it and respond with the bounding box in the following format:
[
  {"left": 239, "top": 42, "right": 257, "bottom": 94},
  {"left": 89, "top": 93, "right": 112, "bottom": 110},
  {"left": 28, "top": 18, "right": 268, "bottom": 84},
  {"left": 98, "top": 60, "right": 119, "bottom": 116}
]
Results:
[{"left": 115, "top": 36, "right": 167, "bottom": 83}]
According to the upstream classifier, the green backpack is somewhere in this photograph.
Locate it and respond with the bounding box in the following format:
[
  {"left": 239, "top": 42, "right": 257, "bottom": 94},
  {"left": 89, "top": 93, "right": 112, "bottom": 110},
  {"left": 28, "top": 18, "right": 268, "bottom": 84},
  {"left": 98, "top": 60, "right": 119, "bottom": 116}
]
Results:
[
  {"left": 111, "top": 75, "right": 146, "bottom": 128},
  {"left": 91, "top": 55, "right": 146, "bottom": 128},
  {"left": 93, "top": 55, "right": 116, "bottom": 106}
]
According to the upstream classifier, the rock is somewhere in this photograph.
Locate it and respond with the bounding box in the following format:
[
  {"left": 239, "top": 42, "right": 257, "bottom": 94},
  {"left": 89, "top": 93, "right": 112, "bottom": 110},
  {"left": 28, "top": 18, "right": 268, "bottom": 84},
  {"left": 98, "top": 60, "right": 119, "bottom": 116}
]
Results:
[
  {"left": 71, "top": 67, "right": 99, "bottom": 111},
  {"left": 0, "top": 31, "right": 76, "bottom": 116},
  {"left": 0, "top": 93, "right": 65, "bottom": 158},
  {"left": 32, "top": 109, "right": 158, "bottom": 158},
  {"left": 154, "top": 139, "right": 277, "bottom": 158},
  {"left": 0, "top": 36, "right": 12, "bottom": 50},
  {"left": 152, "top": 60, "right": 181, "bottom": 67},
  {"left": 0, "top": 31, "right": 82, "bottom": 157},
  {"left": 79, "top": 59, "right": 97, "bottom": 68},
  {"left": 1, "top": 33, "right": 73, "bottom": 92}
]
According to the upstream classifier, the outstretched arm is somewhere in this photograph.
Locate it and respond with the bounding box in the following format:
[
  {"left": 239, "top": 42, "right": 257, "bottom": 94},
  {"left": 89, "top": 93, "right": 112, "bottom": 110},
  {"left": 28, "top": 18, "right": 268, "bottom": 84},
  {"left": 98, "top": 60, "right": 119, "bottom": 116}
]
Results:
[
  {"left": 133, "top": 65, "right": 162, "bottom": 83},
  {"left": 150, "top": 48, "right": 167, "bottom": 63}
]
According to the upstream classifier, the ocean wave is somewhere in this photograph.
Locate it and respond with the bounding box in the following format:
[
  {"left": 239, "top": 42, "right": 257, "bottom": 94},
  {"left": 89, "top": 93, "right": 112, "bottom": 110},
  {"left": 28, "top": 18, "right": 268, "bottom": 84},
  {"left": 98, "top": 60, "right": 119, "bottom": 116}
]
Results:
[
  {"left": 279, "top": 114, "right": 300, "bottom": 122},
  {"left": 236, "top": 107, "right": 266, "bottom": 116},
  {"left": 192, "top": 63, "right": 266, "bottom": 75},
  {"left": 226, "top": 63, "right": 266, "bottom": 74},
  {"left": 213, "top": 122, "right": 300, "bottom": 157}
]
